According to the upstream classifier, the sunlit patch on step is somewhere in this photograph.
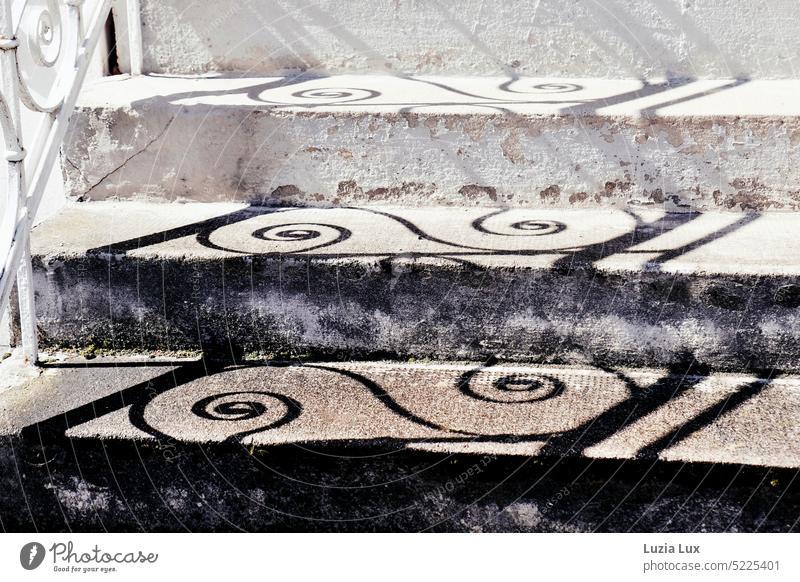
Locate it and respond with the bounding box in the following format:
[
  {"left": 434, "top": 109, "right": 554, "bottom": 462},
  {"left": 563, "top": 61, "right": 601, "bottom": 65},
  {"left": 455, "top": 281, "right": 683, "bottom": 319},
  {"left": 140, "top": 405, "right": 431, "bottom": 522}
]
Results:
[{"left": 49, "top": 361, "right": 800, "bottom": 468}]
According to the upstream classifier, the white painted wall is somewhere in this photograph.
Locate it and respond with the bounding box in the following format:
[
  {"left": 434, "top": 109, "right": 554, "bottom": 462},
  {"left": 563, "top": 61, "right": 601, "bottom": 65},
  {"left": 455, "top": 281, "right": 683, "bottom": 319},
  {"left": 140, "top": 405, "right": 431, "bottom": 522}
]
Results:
[{"left": 118, "top": 0, "right": 800, "bottom": 79}]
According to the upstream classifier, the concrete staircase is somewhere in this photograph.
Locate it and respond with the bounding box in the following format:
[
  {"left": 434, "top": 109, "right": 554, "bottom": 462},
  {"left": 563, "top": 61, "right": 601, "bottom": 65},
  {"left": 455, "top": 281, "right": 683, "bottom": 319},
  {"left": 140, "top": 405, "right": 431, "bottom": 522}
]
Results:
[{"left": 3, "top": 0, "right": 800, "bottom": 531}]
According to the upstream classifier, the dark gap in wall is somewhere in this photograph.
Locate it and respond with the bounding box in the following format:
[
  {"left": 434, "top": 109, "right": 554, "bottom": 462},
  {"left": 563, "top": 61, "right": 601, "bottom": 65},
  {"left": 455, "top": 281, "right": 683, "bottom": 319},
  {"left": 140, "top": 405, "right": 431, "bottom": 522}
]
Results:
[{"left": 105, "top": 9, "right": 121, "bottom": 75}]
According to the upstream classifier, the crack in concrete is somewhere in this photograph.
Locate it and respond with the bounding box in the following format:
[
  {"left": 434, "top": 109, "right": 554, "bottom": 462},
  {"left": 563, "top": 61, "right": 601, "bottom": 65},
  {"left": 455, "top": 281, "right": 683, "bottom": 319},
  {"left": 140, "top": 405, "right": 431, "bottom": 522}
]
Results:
[
  {"left": 63, "top": 155, "right": 91, "bottom": 192},
  {"left": 73, "top": 115, "right": 177, "bottom": 197}
]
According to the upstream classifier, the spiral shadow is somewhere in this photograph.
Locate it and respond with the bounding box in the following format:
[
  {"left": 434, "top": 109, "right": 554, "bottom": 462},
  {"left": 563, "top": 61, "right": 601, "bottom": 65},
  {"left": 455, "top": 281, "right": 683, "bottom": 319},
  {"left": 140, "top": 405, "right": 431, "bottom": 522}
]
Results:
[
  {"left": 459, "top": 372, "right": 566, "bottom": 404},
  {"left": 471, "top": 209, "right": 566, "bottom": 237},
  {"left": 126, "top": 373, "right": 304, "bottom": 445},
  {"left": 190, "top": 391, "right": 302, "bottom": 441},
  {"left": 290, "top": 87, "right": 381, "bottom": 103},
  {"left": 199, "top": 220, "right": 352, "bottom": 255},
  {"left": 359, "top": 207, "right": 569, "bottom": 253},
  {"left": 498, "top": 79, "right": 583, "bottom": 95},
  {"left": 254, "top": 87, "right": 382, "bottom": 106}
]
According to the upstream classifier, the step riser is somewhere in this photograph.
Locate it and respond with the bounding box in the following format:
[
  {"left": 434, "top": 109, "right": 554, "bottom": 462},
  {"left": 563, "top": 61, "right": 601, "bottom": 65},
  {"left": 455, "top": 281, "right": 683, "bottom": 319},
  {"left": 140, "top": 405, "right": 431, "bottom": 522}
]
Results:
[
  {"left": 3, "top": 353, "right": 799, "bottom": 530},
  {"left": 32, "top": 253, "right": 800, "bottom": 370},
  {"left": 5, "top": 440, "right": 797, "bottom": 531},
  {"left": 31, "top": 203, "right": 800, "bottom": 371},
  {"left": 117, "top": 0, "right": 800, "bottom": 80},
  {"left": 64, "top": 102, "right": 800, "bottom": 211}
]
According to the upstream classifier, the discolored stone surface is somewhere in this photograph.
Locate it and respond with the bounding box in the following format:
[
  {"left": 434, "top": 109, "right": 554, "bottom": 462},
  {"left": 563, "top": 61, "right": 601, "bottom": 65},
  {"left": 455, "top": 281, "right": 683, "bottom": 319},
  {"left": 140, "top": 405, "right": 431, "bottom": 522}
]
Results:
[
  {"left": 63, "top": 75, "right": 800, "bottom": 211},
  {"left": 0, "top": 356, "right": 798, "bottom": 532},
  {"left": 28, "top": 202, "right": 800, "bottom": 371}
]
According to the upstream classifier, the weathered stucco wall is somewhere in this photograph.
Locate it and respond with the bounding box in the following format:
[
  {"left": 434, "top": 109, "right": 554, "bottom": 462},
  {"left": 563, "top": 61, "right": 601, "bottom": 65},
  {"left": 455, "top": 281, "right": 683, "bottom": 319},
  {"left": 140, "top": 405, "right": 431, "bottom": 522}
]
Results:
[{"left": 116, "top": 0, "right": 800, "bottom": 79}]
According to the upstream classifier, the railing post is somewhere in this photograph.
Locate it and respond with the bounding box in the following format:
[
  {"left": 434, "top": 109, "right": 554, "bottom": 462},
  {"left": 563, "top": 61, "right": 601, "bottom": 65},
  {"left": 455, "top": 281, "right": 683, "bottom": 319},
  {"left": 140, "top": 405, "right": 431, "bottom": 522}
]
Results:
[
  {"left": 0, "top": 0, "right": 37, "bottom": 363},
  {"left": 15, "top": 240, "right": 37, "bottom": 362},
  {"left": 1, "top": 0, "right": 114, "bottom": 366},
  {"left": 126, "top": 0, "right": 142, "bottom": 75}
]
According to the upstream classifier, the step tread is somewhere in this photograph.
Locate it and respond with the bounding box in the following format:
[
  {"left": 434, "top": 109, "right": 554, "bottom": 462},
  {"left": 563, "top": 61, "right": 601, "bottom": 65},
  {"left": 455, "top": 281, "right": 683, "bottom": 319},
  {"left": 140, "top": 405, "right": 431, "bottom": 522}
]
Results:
[
  {"left": 31, "top": 201, "right": 800, "bottom": 276},
  {"left": 80, "top": 74, "right": 800, "bottom": 117},
  {"left": 1, "top": 355, "right": 798, "bottom": 468},
  {"left": 66, "top": 75, "right": 800, "bottom": 210},
  {"left": 28, "top": 202, "right": 800, "bottom": 370}
]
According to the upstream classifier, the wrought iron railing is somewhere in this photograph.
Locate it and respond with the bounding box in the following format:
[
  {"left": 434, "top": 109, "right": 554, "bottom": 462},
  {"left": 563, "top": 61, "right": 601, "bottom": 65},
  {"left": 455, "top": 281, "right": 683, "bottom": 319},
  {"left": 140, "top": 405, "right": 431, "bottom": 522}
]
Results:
[{"left": 0, "top": 0, "right": 140, "bottom": 364}]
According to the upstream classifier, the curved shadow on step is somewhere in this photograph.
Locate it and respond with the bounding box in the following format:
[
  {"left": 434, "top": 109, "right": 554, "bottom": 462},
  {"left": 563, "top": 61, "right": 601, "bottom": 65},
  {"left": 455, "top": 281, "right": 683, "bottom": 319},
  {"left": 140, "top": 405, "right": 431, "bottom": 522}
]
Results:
[
  {"left": 144, "top": 71, "right": 751, "bottom": 119},
  {"left": 85, "top": 204, "right": 760, "bottom": 270},
  {"left": 72, "top": 204, "right": 774, "bottom": 372},
  {"left": 19, "top": 357, "right": 783, "bottom": 469}
]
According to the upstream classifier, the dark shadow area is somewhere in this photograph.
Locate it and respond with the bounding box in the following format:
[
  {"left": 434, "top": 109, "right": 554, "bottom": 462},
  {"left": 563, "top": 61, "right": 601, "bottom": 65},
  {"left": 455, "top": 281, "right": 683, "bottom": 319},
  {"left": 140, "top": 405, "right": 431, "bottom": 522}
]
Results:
[{"left": 1, "top": 435, "right": 797, "bottom": 532}]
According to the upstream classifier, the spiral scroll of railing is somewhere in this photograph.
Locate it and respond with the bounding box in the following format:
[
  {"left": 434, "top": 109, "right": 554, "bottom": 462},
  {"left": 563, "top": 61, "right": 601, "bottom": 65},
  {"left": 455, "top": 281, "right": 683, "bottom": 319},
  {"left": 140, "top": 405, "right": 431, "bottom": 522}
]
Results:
[{"left": 0, "top": 0, "right": 138, "bottom": 363}]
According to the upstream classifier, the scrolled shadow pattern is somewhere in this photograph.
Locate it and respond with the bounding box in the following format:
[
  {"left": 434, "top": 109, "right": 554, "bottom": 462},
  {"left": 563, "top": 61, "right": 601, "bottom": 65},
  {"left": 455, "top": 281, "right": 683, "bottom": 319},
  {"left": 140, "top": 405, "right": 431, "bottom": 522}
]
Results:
[
  {"left": 28, "top": 358, "right": 768, "bottom": 466},
  {"left": 248, "top": 77, "right": 588, "bottom": 111},
  {"left": 184, "top": 207, "right": 573, "bottom": 259},
  {"left": 460, "top": 372, "right": 566, "bottom": 404},
  {"left": 191, "top": 391, "right": 302, "bottom": 440},
  {"left": 471, "top": 209, "right": 567, "bottom": 238},
  {"left": 247, "top": 222, "right": 352, "bottom": 253},
  {"left": 92, "top": 198, "right": 747, "bottom": 269},
  {"left": 129, "top": 362, "right": 585, "bottom": 443},
  {"left": 289, "top": 87, "right": 381, "bottom": 104},
  {"left": 23, "top": 353, "right": 782, "bottom": 474}
]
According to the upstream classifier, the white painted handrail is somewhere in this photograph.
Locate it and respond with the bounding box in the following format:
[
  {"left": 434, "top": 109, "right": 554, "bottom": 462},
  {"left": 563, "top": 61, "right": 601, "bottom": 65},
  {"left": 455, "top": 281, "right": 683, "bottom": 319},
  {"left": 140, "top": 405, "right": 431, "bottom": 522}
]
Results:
[{"left": 0, "top": 0, "right": 121, "bottom": 363}]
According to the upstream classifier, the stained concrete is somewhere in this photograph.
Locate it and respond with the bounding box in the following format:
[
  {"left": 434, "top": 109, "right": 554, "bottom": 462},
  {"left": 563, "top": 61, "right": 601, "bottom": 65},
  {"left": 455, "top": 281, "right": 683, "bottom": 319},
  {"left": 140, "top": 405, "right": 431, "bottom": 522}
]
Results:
[
  {"left": 63, "top": 74, "right": 800, "bottom": 210},
  {"left": 3, "top": 437, "right": 798, "bottom": 532},
  {"left": 113, "top": 0, "right": 800, "bottom": 80},
  {"left": 2, "top": 353, "right": 799, "bottom": 531},
  {"left": 1, "top": 356, "right": 798, "bottom": 468},
  {"left": 27, "top": 202, "right": 800, "bottom": 371}
]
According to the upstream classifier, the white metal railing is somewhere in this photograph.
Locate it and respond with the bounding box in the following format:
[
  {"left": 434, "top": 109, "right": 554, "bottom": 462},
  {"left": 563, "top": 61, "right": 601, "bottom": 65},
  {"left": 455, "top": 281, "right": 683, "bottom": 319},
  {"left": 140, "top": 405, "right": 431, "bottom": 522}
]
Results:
[{"left": 0, "top": 0, "right": 138, "bottom": 364}]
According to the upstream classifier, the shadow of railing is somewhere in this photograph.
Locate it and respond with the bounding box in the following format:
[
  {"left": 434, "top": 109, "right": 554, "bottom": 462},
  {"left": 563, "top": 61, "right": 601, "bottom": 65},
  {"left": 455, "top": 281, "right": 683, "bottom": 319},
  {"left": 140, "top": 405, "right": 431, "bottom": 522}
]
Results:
[
  {"left": 80, "top": 205, "right": 763, "bottom": 291},
  {"left": 25, "top": 357, "right": 780, "bottom": 469},
  {"left": 147, "top": 72, "right": 750, "bottom": 118},
  {"left": 84, "top": 204, "right": 755, "bottom": 265}
]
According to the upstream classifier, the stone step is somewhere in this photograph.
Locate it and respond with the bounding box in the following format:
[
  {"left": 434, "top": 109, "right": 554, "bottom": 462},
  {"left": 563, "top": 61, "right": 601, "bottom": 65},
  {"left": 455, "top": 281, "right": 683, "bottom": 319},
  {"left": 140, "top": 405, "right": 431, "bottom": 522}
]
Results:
[
  {"left": 3, "top": 355, "right": 800, "bottom": 531},
  {"left": 114, "top": 0, "right": 800, "bottom": 80},
  {"left": 2, "top": 356, "right": 799, "bottom": 469},
  {"left": 64, "top": 74, "right": 800, "bottom": 211},
  {"left": 29, "top": 201, "right": 800, "bottom": 371}
]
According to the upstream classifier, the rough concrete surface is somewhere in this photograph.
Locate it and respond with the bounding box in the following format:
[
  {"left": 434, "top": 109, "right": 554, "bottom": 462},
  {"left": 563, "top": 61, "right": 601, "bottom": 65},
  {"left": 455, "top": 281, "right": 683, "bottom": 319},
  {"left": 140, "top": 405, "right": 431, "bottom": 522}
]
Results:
[
  {"left": 6, "top": 0, "right": 799, "bottom": 536},
  {"left": 2, "top": 358, "right": 798, "bottom": 468},
  {"left": 3, "top": 437, "right": 798, "bottom": 532},
  {"left": 63, "top": 74, "right": 800, "bottom": 210},
  {"left": 112, "top": 0, "right": 800, "bottom": 80},
  {"left": 27, "top": 202, "right": 800, "bottom": 370},
  {"left": 1, "top": 356, "right": 798, "bottom": 532}
]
